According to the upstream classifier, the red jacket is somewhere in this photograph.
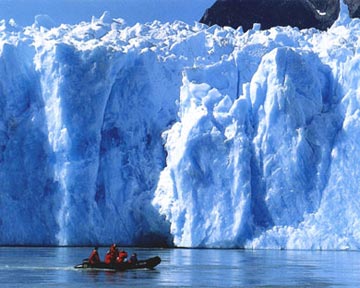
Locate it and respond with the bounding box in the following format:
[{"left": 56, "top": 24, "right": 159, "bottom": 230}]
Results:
[
  {"left": 117, "top": 250, "right": 128, "bottom": 263},
  {"left": 104, "top": 252, "right": 112, "bottom": 264},
  {"left": 89, "top": 249, "right": 100, "bottom": 265}
]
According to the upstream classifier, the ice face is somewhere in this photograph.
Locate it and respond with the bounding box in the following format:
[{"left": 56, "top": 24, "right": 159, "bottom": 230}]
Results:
[
  {"left": 153, "top": 43, "right": 342, "bottom": 248},
  {"left": 0, "top": 18, "right": 189, "bottom": 246},
  {"left": 153, "top": 4, "right": 360, "bottom": 249},
  {"left": 1, "top": 2, "right": 360, "bottom": 249}
]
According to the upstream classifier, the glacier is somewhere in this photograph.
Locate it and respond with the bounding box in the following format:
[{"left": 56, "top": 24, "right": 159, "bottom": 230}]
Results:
[{"left": 1, "top": 3, "right": 360, "bottom": 249}]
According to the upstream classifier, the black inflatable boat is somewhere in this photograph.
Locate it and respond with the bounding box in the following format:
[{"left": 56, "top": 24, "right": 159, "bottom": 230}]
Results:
[{"left": 74, "top": 256, "right": 161, "bottom": 271}]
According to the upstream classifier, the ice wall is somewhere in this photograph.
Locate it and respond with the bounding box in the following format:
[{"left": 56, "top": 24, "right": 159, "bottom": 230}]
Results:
[
  {"left": 153, "top": 38, "right": 342, "bottom": 248},
  {"left": 0, "top": 17, "right": 195, "bottom": 245},
  {"left": 1, "top": 4, "right": 360, "bottom": 249},
  {"left": 154, "top": 3, "right": 360, "bottom": 249}
]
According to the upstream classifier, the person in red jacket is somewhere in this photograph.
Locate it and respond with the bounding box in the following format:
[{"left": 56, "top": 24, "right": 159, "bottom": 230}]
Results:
[
  {"left": 104, "top": 250, "right": 112, "bottom": 264},
  {"left": 117, "top": 250, "right": 128, "bottom": 263},
  {"left": 104, "top": 244, "right": 118, "bottom": 264},
  {"left": 88, "top": 247, "right": 100, "bottom": 265}
]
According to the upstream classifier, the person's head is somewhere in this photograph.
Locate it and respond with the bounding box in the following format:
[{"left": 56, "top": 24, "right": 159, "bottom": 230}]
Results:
[{"left": 94, "top": 247, "right": 98, "bottom": 251}]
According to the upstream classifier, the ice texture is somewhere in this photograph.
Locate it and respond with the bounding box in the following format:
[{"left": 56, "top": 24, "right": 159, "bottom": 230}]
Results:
[{"left": 0, "top": 4, "right": 360, "bottom": 249}]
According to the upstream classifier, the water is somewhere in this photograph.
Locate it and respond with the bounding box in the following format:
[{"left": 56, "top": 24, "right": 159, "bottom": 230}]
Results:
[{"left": 0, "top": 247, "right": 359, "bottom": 287}]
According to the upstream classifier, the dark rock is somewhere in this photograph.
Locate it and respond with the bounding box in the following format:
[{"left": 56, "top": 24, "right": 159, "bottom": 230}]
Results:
[
  {"left": 199, "top": 0, "right": 358, "bottom": 31},
  {"left": 345, "top": 0, "right": 360, "bottom": 17}
]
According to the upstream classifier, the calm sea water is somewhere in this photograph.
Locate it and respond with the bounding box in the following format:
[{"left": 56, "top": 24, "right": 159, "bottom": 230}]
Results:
[{"left": 0, "top": 247, "right": 359, "bottom": 287}]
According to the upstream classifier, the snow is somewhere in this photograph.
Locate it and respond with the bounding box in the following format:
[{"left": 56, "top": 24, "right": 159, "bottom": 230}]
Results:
[
  {"left": 316, "top": 10, "right": 327, "bottom": 16},
  {"left": 1, "top": 1, "right": 360, "bottom": 249}
]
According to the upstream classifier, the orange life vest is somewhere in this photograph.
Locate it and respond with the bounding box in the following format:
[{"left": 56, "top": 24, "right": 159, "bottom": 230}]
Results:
[{"left": 117, "top": 250, "right": 128, "bottom": 263}]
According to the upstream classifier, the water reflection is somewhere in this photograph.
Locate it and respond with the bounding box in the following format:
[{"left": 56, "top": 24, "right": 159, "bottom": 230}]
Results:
[
  {"left": 1, "top": 247, "right": 360, "bottom": 287},
  {"left": 156, "top": 248, "right": 360, "bottom": 287}
]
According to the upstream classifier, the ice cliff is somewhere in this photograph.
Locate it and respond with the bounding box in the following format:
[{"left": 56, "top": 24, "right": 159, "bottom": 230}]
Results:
[{"left": 0, "top": 4, "right": 360, "bottom": 249}]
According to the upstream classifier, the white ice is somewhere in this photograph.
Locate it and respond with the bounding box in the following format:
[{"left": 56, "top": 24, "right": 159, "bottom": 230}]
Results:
[{"left": 0, "top": 2, "right": 360, "bottom": 249}]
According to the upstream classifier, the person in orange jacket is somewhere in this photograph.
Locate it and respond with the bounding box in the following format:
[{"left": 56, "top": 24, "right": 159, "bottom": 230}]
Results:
[
  {"left": 104, "top": 244, "right": 118, "bottom": 264},
  {"left": 104, "top": 250, "right": 112, "bottom": 264},
  {"left": 89, "top": 247, "right": 100, "bottom": 265},
  {"left": 117, "top": 250, "right": 128, "bottom": 263}
]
